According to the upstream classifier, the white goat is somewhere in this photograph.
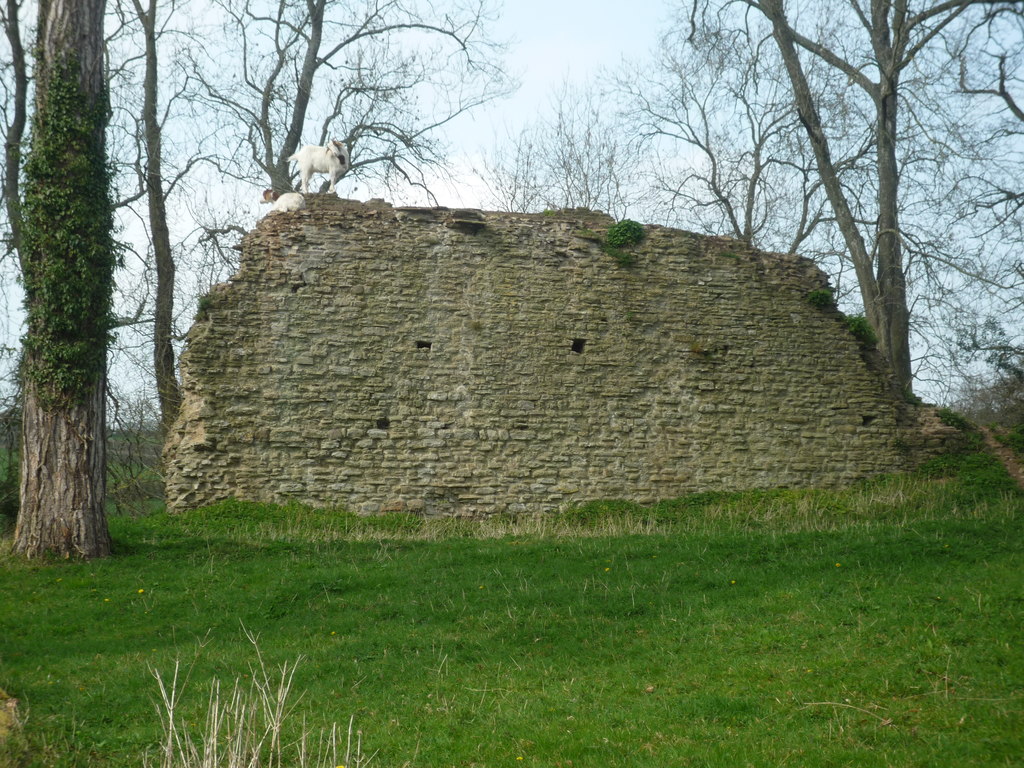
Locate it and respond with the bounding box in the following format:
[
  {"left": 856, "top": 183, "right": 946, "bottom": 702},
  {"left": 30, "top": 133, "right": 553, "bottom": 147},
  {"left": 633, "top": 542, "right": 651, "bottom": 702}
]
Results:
[
  {"left": 288, "top": 139, "right": 350, "bottom": 193},
  {"left": 261, "top": 188, "right": 306, "bottom": 213}
]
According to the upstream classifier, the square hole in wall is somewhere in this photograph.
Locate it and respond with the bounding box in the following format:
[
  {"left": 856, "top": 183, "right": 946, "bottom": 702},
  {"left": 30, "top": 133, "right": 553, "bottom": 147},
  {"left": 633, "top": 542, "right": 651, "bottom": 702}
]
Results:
[
  {"left": 571, "top": 338, "right": 587, "bottom": 354},
  {"left": 376, "top": 418, "right": 391, "bottom": 430},
  {"left": 416, "top": 340, "right": 432, "bottom": 350}
]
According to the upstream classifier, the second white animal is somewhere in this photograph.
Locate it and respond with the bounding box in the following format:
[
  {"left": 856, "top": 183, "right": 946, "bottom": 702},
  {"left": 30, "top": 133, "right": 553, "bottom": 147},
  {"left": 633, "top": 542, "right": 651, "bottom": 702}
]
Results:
[
  {"left": 261, "top": 188, "right": 306, "bottom": 212},
  {"left": 288, "top": 140, "right": 350, "bottom": 193}
]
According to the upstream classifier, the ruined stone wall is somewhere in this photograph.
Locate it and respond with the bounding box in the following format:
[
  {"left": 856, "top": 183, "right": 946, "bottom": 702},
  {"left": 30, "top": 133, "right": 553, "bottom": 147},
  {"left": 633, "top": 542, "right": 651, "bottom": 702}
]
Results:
[{"left": 163, "top": 197, "right": 952, "bottom": 515}]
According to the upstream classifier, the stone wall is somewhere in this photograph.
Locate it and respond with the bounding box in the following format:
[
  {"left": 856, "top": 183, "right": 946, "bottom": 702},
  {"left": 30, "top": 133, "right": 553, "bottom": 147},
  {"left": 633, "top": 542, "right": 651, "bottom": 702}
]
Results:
[{"left": 163, "top": 197, "right": 955, "bottom": 515}]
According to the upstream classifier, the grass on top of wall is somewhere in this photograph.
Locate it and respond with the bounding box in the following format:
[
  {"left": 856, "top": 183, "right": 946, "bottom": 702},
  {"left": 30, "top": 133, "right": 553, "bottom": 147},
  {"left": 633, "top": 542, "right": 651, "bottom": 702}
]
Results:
[{"left": 0, "top": 453, "right": 1021, "bottom": 768}]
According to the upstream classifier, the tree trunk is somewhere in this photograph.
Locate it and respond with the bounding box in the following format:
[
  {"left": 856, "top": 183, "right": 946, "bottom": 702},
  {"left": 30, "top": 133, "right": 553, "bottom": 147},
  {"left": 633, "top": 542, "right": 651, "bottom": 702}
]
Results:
[
  {"left": 870, "top": 1, "right": 913, "bottom": 389},
  {"left": 270, "top": 0, "right": 325, "bottom": 190},
  {"left": 15, "top": 376, "right": 110, "bottom": 558},
  {"left": 872, "top": 85, "right": 913, "bottom": 389},
  {"left": 758, "top": 0, "right": 912, "bottom": 392},
  {"left": 2, "top": 0, "right": 28, "bottom": 251},
  {"left": 152, "top": 181, "right": 181, "bottom": 434},
  {"left": 15, "top": 0, "right": 113, "bottom": 559},
  {"left": 134, "top": 0, "right": 181, "bottom": 433}
]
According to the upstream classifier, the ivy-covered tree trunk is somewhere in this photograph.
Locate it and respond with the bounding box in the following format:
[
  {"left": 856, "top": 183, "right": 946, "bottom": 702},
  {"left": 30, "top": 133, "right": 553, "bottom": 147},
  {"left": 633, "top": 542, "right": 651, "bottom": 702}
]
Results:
[{"left": 14, "top": 0, "right": 114, "bottom": 559}]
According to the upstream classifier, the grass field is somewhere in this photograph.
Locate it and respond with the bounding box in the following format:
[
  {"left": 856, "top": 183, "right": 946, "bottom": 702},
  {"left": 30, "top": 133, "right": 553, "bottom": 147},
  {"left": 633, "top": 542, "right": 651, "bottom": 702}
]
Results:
[{"left": 1, "top": 453, "right": 1022, "bottom": 768}]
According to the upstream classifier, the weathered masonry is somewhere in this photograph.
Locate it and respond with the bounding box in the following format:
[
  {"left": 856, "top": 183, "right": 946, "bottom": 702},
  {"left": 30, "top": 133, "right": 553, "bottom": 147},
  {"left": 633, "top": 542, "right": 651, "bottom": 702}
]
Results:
[{"left": 164, "top": 197, "right": 956, "bottom": 515}]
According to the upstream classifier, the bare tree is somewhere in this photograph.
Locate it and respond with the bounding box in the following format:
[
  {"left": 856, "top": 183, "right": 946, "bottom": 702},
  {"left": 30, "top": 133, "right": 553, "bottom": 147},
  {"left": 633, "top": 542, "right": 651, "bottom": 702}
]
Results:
[
  {"left": 0, "top": 0, "right": 29, "bottom": 384},
  {"left": 957, "top": 5, "right": 1024, "bottom": 228},
  {"left": 16, "top": 0, "right": 115, "bottom": 558},
  {"left": 109, "top": 0, "right": 185, "bottom": 433},
  {"left": 954, "top": 5, "right": 1024, "bottom": 366},
  {"left": 477, "top": 123, "right": 548, "bottom": 213},
  {"left": 953, "top": 355, "right": 1023, "bottom": 427},
  {"left": 937, "top": 7, "right": 1024, "bottom": 403},
  {"left": 618, "top": 18, "right": 839, "bottom": 258},
  {"left": 0, "top": 0, "right": 28, "bottom": 255},
  {"left": 722, "top": 0, "right": 1021, "bottom": 393},
  {"left": 478, "top": 82, "right": 643, "bottom": 218},
  {"left": 190, "top": 0, "right": 512, "bottom": 196},
  {"left": 104, "top": 0, "right": 240, "bottom": 435}
]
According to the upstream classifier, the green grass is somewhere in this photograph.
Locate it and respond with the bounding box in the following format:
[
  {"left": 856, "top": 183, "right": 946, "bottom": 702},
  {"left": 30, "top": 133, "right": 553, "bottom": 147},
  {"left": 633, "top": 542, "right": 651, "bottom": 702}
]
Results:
[{"left": 1, "top": 461, "right": 1022, "bottom": 768}]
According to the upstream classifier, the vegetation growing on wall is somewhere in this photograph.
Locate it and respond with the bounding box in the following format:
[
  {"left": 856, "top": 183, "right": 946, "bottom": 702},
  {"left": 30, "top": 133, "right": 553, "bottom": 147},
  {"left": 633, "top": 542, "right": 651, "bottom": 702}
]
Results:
[
  {"left": 603, "top": 218, "right": 645, "bottom": 266},
  {"left": 806, "top": 288, "right": 835, "bottom": 309},
  {"left": 937, "top": 407, "right": 973, "bottom": 432},
  {"left": 845, "top": 315, "right": 878, "bottom": 347}
]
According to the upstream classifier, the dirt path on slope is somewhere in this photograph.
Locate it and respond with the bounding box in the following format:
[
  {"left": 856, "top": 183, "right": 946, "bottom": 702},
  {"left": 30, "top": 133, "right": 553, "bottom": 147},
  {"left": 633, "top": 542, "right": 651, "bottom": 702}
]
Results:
[{"left": 981, "top": 427, "right": 1024, "bottom": 491}]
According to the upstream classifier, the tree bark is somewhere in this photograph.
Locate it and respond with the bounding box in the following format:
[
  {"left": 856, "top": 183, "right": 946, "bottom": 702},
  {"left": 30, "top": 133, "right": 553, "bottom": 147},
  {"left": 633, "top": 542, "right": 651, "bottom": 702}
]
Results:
[
  {"left": 16, "top": 376, "right": 110, "bottom": 558},
  {"left": 15, "top": 0, "right": 113, "bottom": 559}
]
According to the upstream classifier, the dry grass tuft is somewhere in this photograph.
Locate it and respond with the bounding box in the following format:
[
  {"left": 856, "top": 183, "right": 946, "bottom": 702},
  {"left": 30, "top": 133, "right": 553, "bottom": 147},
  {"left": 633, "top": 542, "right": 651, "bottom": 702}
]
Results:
[{"left": 149, "top": 630, "right": 373, "bottom": 768}]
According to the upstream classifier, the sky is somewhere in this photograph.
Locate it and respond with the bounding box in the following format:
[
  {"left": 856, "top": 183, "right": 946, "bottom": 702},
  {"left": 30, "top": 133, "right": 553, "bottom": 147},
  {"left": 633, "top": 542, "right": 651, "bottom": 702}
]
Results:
[
  {"left": 338, "top": 0, "right": 675, "bottom": 207},
  {"left": 483, "top": 0, "right": 671, "bottom": 128}
]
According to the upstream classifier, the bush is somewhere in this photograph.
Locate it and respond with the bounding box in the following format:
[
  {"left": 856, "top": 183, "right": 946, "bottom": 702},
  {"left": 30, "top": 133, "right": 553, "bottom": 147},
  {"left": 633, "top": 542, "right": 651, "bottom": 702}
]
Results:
[
  {"left": 605, "top": 219, "right": 645, "bottom": 249},
  {"left": 806, "top": 289, "right": 835, "bottom": 309},
  {"left": 917, "top": 450, "right": 1019, "bottom": 500},
  {"left": 602, "top": 220, "right": 645, "bottom": 268},
  {"left": 845, "top": 315, "right": 877, "bottom": 346},
  {"left": 195, "top": 293, "right": 214, "bottom": 321}
]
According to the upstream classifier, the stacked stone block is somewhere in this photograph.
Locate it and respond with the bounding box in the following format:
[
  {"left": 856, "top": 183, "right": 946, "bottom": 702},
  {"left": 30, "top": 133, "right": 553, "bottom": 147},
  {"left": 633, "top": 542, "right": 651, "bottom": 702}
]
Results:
[{"left": 163, "top": 198, "right": 952, "bottom": 515}]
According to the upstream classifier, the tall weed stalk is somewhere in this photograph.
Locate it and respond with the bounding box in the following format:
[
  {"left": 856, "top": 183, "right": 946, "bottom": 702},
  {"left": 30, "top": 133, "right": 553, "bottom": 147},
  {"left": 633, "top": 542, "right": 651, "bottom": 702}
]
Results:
[{"left": 149, "top": 633, "right": 373, "bottom": 768}]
